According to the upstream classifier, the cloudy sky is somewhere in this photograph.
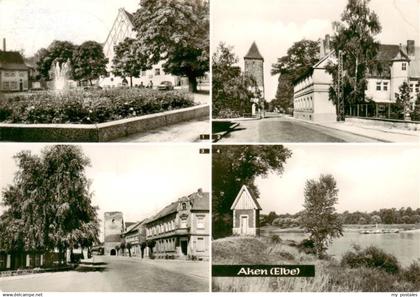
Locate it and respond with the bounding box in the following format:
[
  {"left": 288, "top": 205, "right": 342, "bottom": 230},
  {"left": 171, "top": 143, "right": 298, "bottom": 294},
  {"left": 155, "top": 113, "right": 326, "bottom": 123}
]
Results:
[
  {"left": 0, "top": 0, "right": 140, "bottom": 56},
  {"left": 212, "top": 0, "right": 420, "bottom": 100},
  {"left": 0, "top": 144, "right": 210, "bottom": 241},
  {"left": 256, "top": 144, "right": 420, "bottom": 214}
]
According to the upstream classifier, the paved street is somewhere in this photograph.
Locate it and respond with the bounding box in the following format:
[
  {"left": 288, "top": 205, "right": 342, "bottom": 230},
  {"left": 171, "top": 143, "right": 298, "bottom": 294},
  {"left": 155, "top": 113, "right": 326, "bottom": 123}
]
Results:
[
  {"left": 114, "top": 92, "right": 210, "bottom": 142},
  {"left": 217, "top": 113, "right": 419, "bottom": 143},
  {"left": 0, "top": 256, "right": 209, "bottom": 292}
]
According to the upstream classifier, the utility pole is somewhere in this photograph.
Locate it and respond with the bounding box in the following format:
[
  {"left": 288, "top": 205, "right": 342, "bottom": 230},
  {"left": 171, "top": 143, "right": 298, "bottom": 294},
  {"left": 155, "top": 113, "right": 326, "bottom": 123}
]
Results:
[{"left": 337, "top": 51, "right": 345, "bottom": 121}]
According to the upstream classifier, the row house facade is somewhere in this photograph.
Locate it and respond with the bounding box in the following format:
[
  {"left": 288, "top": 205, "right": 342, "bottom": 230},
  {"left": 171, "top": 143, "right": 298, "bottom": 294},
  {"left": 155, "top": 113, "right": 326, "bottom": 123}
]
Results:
[
  {"left": 293, "top": 35, "right": 420, "bottom": 122},
  {"left": 144, "top": 189, "right": 209, "bottom": 260}
]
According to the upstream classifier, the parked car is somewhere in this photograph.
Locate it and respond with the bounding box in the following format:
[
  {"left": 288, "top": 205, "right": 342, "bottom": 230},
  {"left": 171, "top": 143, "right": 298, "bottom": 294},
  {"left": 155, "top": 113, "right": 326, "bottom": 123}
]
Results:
[{"left": 157, "top": 81, "right": 174, "bottom": 91}]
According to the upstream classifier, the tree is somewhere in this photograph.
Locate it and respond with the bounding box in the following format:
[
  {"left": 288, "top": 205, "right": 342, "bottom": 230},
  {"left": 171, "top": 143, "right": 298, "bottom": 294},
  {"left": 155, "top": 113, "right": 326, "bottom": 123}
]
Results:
[
  {"left": 37, "top": 41, "right": 76, "bottom": 80},
  {"left": 212, "top": 43, "right": 261, "bottom": 118},
  {"left": 120, "top": 242, "right": 126, "bottom": 256},
  {"left": 327, "top": 0, "right": 382, "bottom": 120},
  {"left": 0, "top": 145, "right": 99, "bottom": 264},
  {"left": 112, "top": 38, "right": 147, "bottom": 87},
  {"left": 300, "top": 174, "right": 343, "bottom": 258},
  {"left": 410, "top": 93, "right": 420, "bottom": 121},
  {"left": 212, "top": 145, "right": 292, "bottom": 238},
  {"left": 395, "top": 82, "right": 412, "bottom": 120},
  {"left": 271, "top": 39, "right": 320, "bottom": 112},
  {"left": 132, "top": 0, "right": 209, "bottom": 92},
  {"left": 72, "top": 41, "right": 108, "bottom": 85},
  {"left": 126, "top": 242, "right": 132, "bottom": 257}
]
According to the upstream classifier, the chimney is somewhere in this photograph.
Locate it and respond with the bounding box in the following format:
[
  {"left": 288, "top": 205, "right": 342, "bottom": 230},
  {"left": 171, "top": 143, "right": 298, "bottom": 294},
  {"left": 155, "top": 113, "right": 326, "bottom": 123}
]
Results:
[
  {"left": 2, "top": 38, "right": 5, "bottom": 51},
  {"left": 324, "top": 34, "right": 331, "bottom": 55},
  {"left": 197, "top": 188, "right": 203, "bottom": 194},
  {"left": 319, "top": 38, "right": 325, "bottom": 58},
  {"left": 407, "top": 40, "right": 415, "bottom": 57}
]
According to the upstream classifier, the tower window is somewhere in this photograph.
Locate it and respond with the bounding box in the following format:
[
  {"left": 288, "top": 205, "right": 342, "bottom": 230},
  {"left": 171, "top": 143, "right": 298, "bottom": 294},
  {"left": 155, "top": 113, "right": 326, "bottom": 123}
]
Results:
[{"left": 402, "top": 63, "right": 407, "bottom": 71}]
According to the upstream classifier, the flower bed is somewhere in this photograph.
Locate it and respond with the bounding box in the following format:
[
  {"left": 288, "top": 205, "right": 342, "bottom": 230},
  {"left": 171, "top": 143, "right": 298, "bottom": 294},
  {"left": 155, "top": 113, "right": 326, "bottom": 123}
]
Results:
[{"left": 0, "top": 88, "right": 195, "bottom": 124}]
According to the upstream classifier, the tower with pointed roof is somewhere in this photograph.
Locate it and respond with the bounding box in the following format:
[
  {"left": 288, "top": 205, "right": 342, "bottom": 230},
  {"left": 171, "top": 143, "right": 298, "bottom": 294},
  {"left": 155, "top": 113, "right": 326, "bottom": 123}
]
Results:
[{"left": 244, "top": 42, "right": 265, "bottom": 99}]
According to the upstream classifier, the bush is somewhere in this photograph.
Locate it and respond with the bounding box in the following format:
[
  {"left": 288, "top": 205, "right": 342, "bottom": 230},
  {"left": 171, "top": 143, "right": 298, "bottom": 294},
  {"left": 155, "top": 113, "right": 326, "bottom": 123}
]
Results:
[
  {"left": 341, "top": 245, "right": 400, "bottom": 274},
  {"left": 401, "top": 261, "right": 420, "bottom": 286},
  {"left": 0, "top": 88, "right": 195, "bottom": 124},
  {"left": 297, "top": 239, "right": 316, "bottom": 255}
]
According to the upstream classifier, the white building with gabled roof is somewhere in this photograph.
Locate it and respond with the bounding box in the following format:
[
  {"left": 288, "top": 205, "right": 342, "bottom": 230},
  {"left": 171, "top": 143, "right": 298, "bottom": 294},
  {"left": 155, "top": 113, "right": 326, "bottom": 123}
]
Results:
[{"left": 231, "top": 185, "right": 262, "bottom": 236}]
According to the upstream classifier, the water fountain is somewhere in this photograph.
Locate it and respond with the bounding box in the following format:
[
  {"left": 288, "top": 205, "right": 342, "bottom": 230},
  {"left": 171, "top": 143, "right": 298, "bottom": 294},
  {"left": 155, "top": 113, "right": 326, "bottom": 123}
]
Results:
[{"left": 51, "top": 60, "right": 71, "bottom": 92}]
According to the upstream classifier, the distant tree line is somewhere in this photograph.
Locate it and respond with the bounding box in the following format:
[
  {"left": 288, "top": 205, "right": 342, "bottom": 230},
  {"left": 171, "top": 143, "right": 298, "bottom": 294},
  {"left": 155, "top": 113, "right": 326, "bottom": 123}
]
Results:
[{"left": 262, "top": 207, "right": 420, "bottom": 228}]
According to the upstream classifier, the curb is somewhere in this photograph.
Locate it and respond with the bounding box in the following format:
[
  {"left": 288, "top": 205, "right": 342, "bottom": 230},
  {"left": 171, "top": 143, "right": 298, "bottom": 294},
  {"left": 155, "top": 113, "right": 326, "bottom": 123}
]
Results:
[{"left": 0, "top": 105, "right": 209, "bottom": 142}]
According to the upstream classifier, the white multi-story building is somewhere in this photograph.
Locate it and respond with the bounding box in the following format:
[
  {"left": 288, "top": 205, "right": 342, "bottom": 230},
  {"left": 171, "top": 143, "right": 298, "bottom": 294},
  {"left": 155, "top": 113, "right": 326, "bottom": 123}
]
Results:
[
  {"left": 293, "top": 36, "right": 420, "bottom": 122},
  {"left": 99, "top": 8, "right": 188, "bottom": 89}
]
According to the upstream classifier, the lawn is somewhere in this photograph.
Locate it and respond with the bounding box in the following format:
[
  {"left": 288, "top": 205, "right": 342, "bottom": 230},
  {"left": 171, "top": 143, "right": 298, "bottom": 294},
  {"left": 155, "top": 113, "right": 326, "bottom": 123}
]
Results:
[{"left": 0, "top": 88, "right": 195, "bottom": 124}]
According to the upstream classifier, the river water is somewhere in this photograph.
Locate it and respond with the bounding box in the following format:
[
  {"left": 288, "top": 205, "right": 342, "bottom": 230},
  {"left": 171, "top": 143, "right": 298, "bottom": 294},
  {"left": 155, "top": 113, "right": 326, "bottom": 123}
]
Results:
[{"left": 262, "top": 229, "right": 420, "bottom": 266}]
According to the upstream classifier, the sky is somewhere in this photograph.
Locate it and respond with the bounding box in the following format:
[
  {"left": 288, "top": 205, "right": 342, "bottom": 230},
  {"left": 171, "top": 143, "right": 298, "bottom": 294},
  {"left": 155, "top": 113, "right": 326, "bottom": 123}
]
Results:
[
  {"left": 256, "top": 144, "right": 420, "bottom": 215},
  {"left": 0, "top": 144, "right": 210, "bottom": 241},
  {"left": 0, "top": 0, "right": 140, "bottom": 56},
  {"left": 212, "top": 0, "right": 420, "bottom": 100}
]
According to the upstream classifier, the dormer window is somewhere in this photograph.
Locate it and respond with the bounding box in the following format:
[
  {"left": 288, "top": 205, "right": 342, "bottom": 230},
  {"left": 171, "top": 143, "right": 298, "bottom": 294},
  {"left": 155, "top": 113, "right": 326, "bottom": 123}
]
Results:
[
  {"left": 182, "top": 203, "right": 187, "bottom": 210},
  {"left": 402, "top": 63, "right": 407, "bottom": 71}
]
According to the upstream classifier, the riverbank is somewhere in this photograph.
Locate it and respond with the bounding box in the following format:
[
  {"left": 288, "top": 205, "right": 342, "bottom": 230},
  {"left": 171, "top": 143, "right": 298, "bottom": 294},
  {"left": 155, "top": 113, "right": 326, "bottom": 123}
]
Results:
[
  {"left": 261, "top": 224, "right": 420, "bottom": 234},
  {"left": 212, "top": 236, "right": 420, "bottom": 292}
]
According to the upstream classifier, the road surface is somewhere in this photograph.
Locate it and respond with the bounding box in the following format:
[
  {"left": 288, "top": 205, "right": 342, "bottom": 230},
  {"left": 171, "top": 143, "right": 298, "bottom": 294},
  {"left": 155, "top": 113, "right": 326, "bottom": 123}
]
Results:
[
  {"left": 0, "top": 256, "right": 209, "bottom": 292},
  {"left": 218, "top": 114, "right": 383, "bottom": 143}
]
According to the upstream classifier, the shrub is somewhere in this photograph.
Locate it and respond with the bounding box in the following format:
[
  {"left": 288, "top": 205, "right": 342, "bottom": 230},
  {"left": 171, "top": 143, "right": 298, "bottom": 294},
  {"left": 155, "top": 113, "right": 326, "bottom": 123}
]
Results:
[
  {"left": 297, "top": 239, "right": 316, "bottom": 255},
  {"left": 271, "top": 235, "right": 281, "bottom": 244},
  {"left": 401, "top": 261, "right": 420, "bottom": 287},
  {"left": 0, "top": 89, "right": 195, "bottom": 124},
  {"left": 341, "top": 245, "right": 400, "bottom": 274}
]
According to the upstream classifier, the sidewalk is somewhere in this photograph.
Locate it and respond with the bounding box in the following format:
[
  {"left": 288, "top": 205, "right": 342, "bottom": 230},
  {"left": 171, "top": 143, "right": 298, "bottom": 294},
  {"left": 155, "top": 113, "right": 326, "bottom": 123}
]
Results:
[{"left": 290, "top": 116, "right": 420, "bottom": 143}]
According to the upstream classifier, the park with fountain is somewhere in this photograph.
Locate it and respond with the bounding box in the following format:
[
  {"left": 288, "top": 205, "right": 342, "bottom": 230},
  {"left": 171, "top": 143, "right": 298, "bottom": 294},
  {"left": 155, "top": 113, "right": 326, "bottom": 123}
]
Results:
[{"left": 0, "top": 58, "right": 210, "bottom": 141}]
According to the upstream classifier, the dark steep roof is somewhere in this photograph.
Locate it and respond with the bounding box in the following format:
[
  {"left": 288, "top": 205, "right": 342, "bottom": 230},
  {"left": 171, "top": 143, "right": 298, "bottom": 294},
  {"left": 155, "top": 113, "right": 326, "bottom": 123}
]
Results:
[
  {"left": 244, "top": 42, "right": 264, "bottom": 61},
  {"left": 124, "top": 10, "right": 135, "bottom": 24},
  {"left": 146, "top": 190, "right": 209, "bottom": 223},
  {"left": 0, "top": 51, "right": 29, "bottom": 70},
  {"left": 376, "top": 44, "right": 408, "bottom": 61}
]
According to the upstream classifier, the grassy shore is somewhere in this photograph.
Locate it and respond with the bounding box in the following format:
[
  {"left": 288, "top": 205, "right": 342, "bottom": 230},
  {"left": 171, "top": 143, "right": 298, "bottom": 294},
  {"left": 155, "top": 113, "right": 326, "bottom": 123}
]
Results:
[{"left": 212, "top": 236, "right": 420, "bottom": 292}]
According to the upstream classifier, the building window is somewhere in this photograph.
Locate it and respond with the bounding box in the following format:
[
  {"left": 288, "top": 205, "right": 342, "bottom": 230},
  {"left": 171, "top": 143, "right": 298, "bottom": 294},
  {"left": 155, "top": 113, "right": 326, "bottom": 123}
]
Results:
[
  {"left": 3, "top": 82, "right": 9, "bottom": 90},
  {"left": 182, "top": 203, "right": 187, "bottom": 210},
  {"left": 180, "top": 218, "right": 187, "bottom": 228},
  {"left": 383, "top": 82, "right": 388, "bottom": 91},
  {"left": 154, "top": 68, "right": 161, "bottom": 76},
  {"left": 196, "top": 237, "right": 205, "bottom": 252},
  {"left": 197, "top": 216, "right": 205, "bottom": 230},
  {"left": 19, "top": 72, "right": 25, "bottom": 77},
  {"left": 402, "top": 63, "right": 407, "bottom": 71},
  {"left": 10, "top": 81, "right": 17, "bottom": 89},
  {"left": 410, "top": 84, "right": 414, "bottom": 93},
  {"left": 376, "top": 82, "right": 381, "bottom": 91},
  {"left": 415, "top": 84, "right": 419, "bottom": 93}
]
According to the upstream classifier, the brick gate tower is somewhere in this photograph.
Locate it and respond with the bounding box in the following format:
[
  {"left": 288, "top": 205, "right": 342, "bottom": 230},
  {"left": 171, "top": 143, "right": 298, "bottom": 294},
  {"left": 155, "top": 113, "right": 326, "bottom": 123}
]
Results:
[{"left": 244, "top": 42, "right": 265, "bottom": 116}]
